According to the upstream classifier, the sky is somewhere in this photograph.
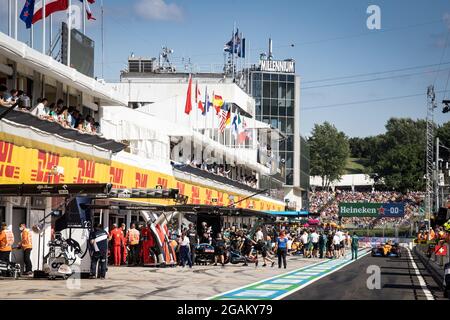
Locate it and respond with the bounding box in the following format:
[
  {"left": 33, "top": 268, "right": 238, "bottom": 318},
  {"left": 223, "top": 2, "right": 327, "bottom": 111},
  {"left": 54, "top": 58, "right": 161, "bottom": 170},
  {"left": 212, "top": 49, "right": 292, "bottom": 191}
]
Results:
[{"left": 1, "top": 0, "right": 450, "bottom": 138}]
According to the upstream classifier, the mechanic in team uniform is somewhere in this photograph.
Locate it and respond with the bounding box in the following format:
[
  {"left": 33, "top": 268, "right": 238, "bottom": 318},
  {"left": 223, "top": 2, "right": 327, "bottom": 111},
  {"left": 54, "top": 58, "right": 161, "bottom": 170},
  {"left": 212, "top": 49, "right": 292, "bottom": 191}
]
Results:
[
  {"left": 89, "top": 223, "right": 109, "bottom": 279},
  {"left": 351, "top": 232, "right": 359, "bottom": 260},
  {"left": 187, "top": 223, "right": 198, "bottom": 263},
  {"left": 0, "top": 223, "right": 14, "bottom": 263}
]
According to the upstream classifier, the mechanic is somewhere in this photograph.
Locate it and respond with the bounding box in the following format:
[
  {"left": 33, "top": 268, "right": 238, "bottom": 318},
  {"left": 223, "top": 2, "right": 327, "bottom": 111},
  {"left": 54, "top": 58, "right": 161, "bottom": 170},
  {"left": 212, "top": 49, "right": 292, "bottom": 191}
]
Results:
[
  {"left": 109, "top": 224, "right": 123, "bottom": 266},
  {"left": 126, "top": 223, "right": 140, "bottom": 266},
  {"left": 187, "top": 223, "right": 198, "bottom": 263},
  {"left": 89, "top": 223, "right": 109, "bottom": 279},
  {"left": 0, "top": 223, "right": 14, "bottom": 263},
  {"left": 351, "top": 232, "right": 359, "bottom": 260},
  {"left": 318, "top": 230, "right": 327, "bottom": 259},
  {"left": 213, "top": 233, "right": 226, "bottom": 267},
  {"left": 18, "top": 223, "right": 33, "bottom": 275},
  {"left": 120, "top": 223, "right": 127, "bottom": 265}
]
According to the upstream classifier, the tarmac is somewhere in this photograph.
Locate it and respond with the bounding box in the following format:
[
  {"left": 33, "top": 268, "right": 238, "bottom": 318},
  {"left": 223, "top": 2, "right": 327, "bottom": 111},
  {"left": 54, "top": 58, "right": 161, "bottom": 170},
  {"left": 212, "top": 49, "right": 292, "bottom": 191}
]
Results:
[{"left": 0, "top": 255, "right": 320, "bottom": 300}]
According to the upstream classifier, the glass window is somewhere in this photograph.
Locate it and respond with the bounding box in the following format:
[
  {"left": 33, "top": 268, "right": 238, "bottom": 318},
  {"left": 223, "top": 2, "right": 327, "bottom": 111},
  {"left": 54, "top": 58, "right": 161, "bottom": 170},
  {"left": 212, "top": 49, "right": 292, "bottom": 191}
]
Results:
[
  {"left": 263, "top": 98, "right": 270, "bottom": 115},
  {"left": 253, "top": 73, "right": 261, "bottom": 81},
  {"left": 253, "top": 80, "right": 261, "bottom": 97},
  {"left": 286, "top": 135, "right": 294, "bottom": 151},
  {"left": 278, "top": 82, "right": 286, "bottom": 98},
  {"left": 279, "top": 117, "right": 286, "bottom": 133},
  {"left": 286, "top": 152, "right": 293, "bottom": 169},
  {"left": 279, "top": 74, "right": 286, "bottom": 82},
  {"left": 255, "top": 98, "right": 262, "bottom": 116},
  {"left": 271, "top": 74, "right": 279, "bottom": 82},
  {"left": 285, "top": 169, "right": 294, "bottom": 186},
  {"left": 278, "top": 99, "right": 286, "bottom": 107},
  {"left": 286, "top": 100, "right": 294, "bottom": 116},
  {"left": 256, "top": 114, "right": 262, "bottom": 121},
  {"left": 278, "top": 106, "right": 286, "bottom": 116},
  {"left": 263, "top": 73, "right": 270, "bottom": 81},
  {"left": 286, "top": 82, "right": 294, "bottom": 100},
  {"left": 271, "top": 100, "right": 278, "bottom": 116},
  {"left": 271, "top": 82, "right": 278, "bottom": 99},
  {"left": 262, "top": 117, "right": 270, "bottom": 124},
  {"left": 286, "top": 118, "right": 294, "bottom": 134},
  {"left": 287, "top": 75, "right": 295, "bottom": 82},
  {"left": 263, "top": 81, "right": 271, "bottom": 98},
  {"left": 270, "top": 118, "right": 278, "bottom": 129},
  {"left": 279, "top": 140, "right": 286, "bottom": 151}
]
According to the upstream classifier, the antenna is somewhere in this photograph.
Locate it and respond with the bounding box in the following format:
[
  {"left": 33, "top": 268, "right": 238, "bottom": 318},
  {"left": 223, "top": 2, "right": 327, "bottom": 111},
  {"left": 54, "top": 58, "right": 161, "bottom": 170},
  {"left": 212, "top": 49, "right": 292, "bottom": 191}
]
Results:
[
  {"left": 268, "top": 38, "right": 273, "bottom": 60},
  {"left": 158, "top": 46, "right": 175, "bottom": 73}
]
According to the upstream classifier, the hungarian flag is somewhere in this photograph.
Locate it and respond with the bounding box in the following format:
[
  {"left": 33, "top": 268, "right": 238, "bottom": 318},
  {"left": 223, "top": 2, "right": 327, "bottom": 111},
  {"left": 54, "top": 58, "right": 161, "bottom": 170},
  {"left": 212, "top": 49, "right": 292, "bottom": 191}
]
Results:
[
  {"left": 184, "top": 75, "right": 193, "bottom": 115},
  {"left": 31, "top": 0, "right": 69, "bottom": 25},
  {"left": 195, "top": 81, "right": 204, "bottom": 113}
]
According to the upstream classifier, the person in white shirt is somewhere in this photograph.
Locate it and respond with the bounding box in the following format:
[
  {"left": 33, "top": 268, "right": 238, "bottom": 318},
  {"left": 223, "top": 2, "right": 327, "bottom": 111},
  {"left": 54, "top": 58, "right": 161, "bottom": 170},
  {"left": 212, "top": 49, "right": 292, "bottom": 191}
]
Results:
[
  {"left": 178, "top": 232, "right": 192, "bottom": 268},
  {"left": 310, "top": 230, "right": 319, "bottom": 258},
  {"left": 31, "top": 98, "right": 48, "bottom": 118},
  {"left": 255, "top": 228, "right": 264, "bottom": 242},
  {"left": 300, "top": 231, "right": 309, "bottom": 258},
  {"left": 333, "top": 232, "right": 341, "bottom": 258}
]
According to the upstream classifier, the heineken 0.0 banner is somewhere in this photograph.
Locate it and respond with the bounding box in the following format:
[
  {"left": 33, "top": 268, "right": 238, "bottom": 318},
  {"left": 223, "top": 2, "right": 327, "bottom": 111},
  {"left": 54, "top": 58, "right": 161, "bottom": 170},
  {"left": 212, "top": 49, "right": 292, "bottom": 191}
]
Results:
[{"left": 339, "top": 202, "right": 405, "bottom": 217}]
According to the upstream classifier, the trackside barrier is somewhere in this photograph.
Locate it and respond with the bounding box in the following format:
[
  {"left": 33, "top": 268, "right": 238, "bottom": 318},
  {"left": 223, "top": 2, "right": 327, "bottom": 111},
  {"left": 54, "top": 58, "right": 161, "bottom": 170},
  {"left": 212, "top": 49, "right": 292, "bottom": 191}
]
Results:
[{"left": 414, "top": 242, "right": 449, "bottom": 291}]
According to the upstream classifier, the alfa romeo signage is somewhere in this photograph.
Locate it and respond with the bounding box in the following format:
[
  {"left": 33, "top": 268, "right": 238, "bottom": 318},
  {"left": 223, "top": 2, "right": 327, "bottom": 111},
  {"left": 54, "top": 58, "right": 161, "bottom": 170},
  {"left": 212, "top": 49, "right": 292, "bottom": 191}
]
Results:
[{"left": 339, "top": 202, "right": 405, "bottom": 217}]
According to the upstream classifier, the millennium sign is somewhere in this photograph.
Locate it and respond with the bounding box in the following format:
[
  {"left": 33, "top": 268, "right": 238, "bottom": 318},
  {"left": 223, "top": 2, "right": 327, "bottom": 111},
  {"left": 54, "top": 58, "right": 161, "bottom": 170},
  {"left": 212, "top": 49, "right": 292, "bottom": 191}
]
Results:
[
  {"left": 260, "top": 59, "right": 295, "bottom": 73},
  {"left": 339, "top": 202, "right": 405, "bottom": 217}
]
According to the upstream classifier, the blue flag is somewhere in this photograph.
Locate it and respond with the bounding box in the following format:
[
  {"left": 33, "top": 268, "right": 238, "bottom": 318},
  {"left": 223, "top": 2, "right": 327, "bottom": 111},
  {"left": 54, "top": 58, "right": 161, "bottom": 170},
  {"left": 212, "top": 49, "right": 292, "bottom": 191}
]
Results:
[{"left": 20, "top": 0, "right": 36, "bottom": 29}]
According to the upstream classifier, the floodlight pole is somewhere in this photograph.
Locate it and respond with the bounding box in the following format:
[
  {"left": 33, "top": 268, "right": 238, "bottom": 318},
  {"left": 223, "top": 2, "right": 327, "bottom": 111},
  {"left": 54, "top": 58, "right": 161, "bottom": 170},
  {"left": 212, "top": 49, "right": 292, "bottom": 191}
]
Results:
[{"left": 425, "top": 85, "right": 437, "bottom": 223}]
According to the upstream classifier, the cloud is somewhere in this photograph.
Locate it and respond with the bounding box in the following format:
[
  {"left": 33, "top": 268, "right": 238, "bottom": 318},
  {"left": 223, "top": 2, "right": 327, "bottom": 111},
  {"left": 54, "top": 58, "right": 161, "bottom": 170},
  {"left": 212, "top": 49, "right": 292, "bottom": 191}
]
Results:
[
  {"left": 444, "top": 12, "right": 450, "bottom": 31},
  {"left": 134, "top": 0, "right": 183, "bottom": 22}
]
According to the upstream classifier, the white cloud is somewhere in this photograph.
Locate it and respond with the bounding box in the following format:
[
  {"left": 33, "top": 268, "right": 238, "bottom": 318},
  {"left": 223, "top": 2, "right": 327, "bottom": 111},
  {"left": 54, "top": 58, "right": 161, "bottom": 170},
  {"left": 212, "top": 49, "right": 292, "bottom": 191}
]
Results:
[
  {"left": 444, "top": 12, "right": 450, "bottom": 30},
  {"left": 134, "top": 0, "right": 183, "bottom": 21}
]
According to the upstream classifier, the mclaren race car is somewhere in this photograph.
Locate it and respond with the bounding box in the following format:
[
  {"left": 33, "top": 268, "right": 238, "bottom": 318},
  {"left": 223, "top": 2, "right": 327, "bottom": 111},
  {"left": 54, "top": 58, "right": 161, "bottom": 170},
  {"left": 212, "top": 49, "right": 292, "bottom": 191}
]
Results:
[{"left": 371, "top": 241, "right": 402, "bottom": 257}]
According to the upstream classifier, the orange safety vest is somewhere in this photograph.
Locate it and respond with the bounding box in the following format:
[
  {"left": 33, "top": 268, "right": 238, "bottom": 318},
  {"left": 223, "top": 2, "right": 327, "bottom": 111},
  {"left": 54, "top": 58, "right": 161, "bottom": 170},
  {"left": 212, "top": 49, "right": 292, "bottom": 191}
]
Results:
[
  {"left": 0, "top": 229, "right": 14, "bottom": 252},
  {"left": 21, "top": 228, "right": 32, "bottom": 250},
  {"left": 127, "top": 229, "right": 140, "bottom": 245}
]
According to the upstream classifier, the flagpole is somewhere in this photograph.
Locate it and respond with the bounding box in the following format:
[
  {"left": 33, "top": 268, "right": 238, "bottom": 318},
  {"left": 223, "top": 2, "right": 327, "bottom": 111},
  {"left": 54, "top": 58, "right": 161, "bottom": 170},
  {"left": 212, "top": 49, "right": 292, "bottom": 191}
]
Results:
[
  {"left": 31, "top": 24, "right": 34, "bottom": 48},
  {"left": 67, "top": 0, "right": 71, "bottom": 67},
  {"left": 8, "top": 0, "right": 11, "bottom": 37},
  {"left": 49, "top": 14, "right": 53, "bottom": 55},
  {"left": 101, "top": 0, "right": 104, "bottom": 78},
  {"left": 42, "top": 0, "right": 46, "bottom": 54},
  {"left": 82, "top": 0, "right": 86, "bottom": 34},
  {"left": 232, "top": 22, "right": 236, "bottom": 81},
  {"left": 14, "top": 0, "right": 18, "bottom": 40}
]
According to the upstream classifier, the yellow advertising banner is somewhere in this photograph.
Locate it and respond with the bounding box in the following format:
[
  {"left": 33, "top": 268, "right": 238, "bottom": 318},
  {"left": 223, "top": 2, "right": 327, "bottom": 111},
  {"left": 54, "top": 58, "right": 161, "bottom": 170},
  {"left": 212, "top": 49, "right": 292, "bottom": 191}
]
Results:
[{"left": 0, "top": 139, "right": 284, "bottom": 211}]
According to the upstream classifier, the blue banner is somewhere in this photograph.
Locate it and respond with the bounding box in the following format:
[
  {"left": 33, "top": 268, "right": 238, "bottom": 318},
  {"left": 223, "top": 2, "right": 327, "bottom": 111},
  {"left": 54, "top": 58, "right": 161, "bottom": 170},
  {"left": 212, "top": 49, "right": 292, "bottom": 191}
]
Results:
[{"left": 380, "top": 203, "right": 405, "bottom": 217}]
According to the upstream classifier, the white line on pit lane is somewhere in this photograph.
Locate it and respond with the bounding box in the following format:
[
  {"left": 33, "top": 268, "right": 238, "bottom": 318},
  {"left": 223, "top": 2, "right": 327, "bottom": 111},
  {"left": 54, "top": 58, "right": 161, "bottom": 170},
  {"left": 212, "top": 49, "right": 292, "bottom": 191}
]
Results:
[{"left": 406, "top": 247, "right": 435, "bottom": 300}]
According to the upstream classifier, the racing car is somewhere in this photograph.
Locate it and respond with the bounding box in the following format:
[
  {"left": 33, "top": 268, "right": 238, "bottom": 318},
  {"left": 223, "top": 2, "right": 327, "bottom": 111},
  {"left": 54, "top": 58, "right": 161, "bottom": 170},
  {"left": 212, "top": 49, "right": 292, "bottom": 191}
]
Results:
[{"left": 371, "top": 241, "right": 402, "bottom": 257}]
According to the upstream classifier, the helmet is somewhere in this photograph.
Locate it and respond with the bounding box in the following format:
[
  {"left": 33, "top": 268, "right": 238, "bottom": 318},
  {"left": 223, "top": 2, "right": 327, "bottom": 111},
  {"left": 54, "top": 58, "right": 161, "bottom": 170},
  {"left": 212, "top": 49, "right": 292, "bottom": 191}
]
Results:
[{"left": 443, "top": 219, "right": 450, "bottom": 232}]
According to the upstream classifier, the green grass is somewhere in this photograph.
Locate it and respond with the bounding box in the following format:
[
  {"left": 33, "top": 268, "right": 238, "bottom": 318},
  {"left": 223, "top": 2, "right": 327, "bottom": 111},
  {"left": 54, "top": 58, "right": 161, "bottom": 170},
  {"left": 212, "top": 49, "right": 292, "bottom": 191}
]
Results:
[{"left": 345, "top": 158, "right": 369, "bottom": 174}]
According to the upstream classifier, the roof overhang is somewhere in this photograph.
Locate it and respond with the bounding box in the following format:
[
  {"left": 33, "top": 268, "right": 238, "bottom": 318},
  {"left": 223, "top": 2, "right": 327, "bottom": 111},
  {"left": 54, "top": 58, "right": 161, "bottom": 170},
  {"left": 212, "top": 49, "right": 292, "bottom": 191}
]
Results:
[{"left": 0, "top": 32, "right": 128, "bottom": 106}]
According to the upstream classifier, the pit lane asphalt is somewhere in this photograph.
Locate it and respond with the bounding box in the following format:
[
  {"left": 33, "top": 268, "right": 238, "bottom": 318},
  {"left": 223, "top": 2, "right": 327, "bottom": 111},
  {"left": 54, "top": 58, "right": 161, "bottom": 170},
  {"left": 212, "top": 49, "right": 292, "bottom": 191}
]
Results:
[{"left": 283, "top": 247, "right": 446, "bottom": 300}]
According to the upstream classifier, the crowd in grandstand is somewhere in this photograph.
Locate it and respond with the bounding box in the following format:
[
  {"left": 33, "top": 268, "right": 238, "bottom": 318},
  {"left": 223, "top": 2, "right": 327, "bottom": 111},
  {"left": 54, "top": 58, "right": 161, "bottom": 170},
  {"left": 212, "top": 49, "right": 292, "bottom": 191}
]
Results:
[
  {"left": 175, "top": 158, "right": 259, "bottom": 189},
  {"left": 0, "top": 85, "right": 99, "bottom": 134},
  {"left": 308, "top": 189, "right": 425, "bottom": 228}
]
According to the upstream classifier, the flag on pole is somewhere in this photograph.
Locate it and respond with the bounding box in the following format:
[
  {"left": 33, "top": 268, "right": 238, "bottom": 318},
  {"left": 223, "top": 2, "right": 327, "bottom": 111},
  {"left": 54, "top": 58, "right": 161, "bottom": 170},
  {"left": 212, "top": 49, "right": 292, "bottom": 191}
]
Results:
[
  {"left": 195, "top": 81, "right": 204, "bottom": 113},
  {"left": 20, "top": 0, "right": 36, "bottom": 29},
  {"left": 30, "top": 0, "right": 69, "bottom": 25},
  {"left": 203, "top": 86, "right": 213, "bottom": 116},
  {"left": 213, "top": 94, "right": 224, "bottom": 114},
  {"left": 231, "top": 113, "right": 239, "bottom": 137},
  {"left": 219, "top": 102, "right": 230, "bottom": 133},
  {"left": 79, "top": 0, "right": 96, "bottom": 20},
  {"left": 238, "top": 117, "right": 249, "bottom": 143},
  {"left": 184, "top": 75, "right": 192, "bottom": 115}
]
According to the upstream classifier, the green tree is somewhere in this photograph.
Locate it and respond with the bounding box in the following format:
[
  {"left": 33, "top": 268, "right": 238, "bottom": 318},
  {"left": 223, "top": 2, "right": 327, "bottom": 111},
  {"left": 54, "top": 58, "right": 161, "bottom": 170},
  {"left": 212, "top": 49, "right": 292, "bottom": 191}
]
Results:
[
  {"left": 309, "top": 122, "right": 350, "bottom": 189},
  {"left": 367, "top": 118, "right": 426, "bottom": 192}
]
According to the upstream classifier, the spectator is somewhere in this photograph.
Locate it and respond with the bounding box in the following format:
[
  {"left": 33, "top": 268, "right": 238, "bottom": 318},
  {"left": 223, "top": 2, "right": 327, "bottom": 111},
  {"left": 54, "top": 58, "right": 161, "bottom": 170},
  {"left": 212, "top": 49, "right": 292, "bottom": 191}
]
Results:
[{"left": 31, "top": 98, "right": 48, "bottom": 118}]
